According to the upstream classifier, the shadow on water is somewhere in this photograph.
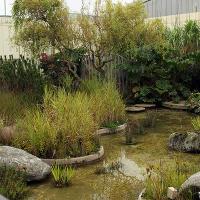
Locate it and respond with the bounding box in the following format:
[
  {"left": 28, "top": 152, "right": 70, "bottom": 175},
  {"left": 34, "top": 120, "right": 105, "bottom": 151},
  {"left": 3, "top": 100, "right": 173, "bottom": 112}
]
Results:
[{"left": 28, "top": 109, "right": 200, "bottom": 200}]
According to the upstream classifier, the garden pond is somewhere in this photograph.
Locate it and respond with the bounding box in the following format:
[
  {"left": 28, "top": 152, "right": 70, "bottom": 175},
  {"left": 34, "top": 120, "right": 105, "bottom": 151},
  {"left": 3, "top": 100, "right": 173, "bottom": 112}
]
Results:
[{"left": 28, "top": 109, "right": 200, "bottom": 200}]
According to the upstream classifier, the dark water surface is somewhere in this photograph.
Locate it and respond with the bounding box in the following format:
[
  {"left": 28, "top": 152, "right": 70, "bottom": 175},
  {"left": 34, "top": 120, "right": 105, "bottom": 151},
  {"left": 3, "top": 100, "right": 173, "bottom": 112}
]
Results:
[{"left": 28, "top": 109, "right": 199, "bottom": 200}]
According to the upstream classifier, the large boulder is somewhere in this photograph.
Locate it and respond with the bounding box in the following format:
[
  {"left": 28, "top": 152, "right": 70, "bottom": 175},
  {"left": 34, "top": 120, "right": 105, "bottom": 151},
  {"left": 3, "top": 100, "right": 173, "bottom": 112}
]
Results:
[
  {"left": 0, "top": 146, "right": 51, "bottom": 182},
  {"left": 168, "top": 132, "right": 200, "bottom": 152},
  {"left": 179, "top": 172, "right": 200, "bottom": 200}
]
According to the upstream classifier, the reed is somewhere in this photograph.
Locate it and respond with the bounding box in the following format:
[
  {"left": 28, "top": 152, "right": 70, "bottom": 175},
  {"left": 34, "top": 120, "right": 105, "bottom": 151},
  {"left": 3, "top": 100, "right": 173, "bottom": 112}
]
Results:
[{"left": 15, "top": 88, "right": 100, "bottom": 158}]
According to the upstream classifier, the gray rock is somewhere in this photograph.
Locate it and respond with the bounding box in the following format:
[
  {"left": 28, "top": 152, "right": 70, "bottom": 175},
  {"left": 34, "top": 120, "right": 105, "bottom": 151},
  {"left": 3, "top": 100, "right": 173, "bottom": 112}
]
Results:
[
  {"left": 0, "top": 194, "right": 8, "bottom": 200},
  {"left": 168, "top": 132, "right": 200, "bottom": 152},
  {"left": 0, "top": 146, "right": 51, "bottom": 182},
  {"left": 180, "top": 172, "right": 200, "bottom": 199}
]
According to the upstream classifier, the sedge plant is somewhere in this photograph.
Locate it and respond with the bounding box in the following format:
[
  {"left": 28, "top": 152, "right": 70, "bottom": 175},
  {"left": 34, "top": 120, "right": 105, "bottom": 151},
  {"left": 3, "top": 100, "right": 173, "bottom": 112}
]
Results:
[{"left": 51, "top": 163, "right": 74, "bottom": 187}]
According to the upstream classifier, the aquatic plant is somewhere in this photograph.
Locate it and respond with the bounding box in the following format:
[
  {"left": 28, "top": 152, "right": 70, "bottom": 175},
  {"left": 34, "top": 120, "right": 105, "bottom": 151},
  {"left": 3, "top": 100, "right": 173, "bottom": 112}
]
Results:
[
  {"left": 103, "top": 120, "right": 126, "bottom": 133},
  {"left": 143, "top": 159, "right": 197, "bottom": 200},
  {"left": 51, "top": 164, "right": 74, "bottom": 187},
  {"left": 125, "top": 127, "right": 134, "bottom": 145},
  {"left": 133, "top": 119, "right": 145, "bottom": 135},
  {"left": 0, "top": 166, "right": 29, "bottom": 200},
  {"left": 143, "top": 110, "right": 158, "bottom": 128},
  {"left": 94, "top": 161, "right": 123, "bottom": 175}
]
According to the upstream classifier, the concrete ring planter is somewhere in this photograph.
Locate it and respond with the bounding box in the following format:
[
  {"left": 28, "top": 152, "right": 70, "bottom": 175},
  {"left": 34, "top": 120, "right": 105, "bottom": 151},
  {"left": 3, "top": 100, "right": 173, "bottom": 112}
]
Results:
[
  {"left": 96, "top": 123, "right": 127, "bottom": 136},
  {"left": 42, "top": 146, "right": 104, "bottom": 166}
]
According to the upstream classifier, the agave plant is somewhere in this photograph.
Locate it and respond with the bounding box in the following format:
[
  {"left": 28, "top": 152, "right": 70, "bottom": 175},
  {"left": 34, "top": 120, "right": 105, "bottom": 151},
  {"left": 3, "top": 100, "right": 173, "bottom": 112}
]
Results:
[{"left": 51, "top": 163, "right": 74, "bottom": 187}]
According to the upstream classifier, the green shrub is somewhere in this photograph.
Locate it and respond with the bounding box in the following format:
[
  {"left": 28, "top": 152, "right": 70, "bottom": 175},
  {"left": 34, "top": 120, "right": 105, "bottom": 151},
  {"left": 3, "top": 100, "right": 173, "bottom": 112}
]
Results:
[
  {"left": 51, "top": 163, "right": 74, "bottom": 187},
  {"left": 0, "top": 166, "right": 29, "bottom": 200},
  {"left": 15, "top": 88, "right": 100, "bottom": 158}
]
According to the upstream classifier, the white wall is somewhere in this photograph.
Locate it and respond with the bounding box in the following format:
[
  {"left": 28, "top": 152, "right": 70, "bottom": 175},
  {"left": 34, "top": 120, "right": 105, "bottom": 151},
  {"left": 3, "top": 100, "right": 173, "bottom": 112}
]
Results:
[
  {"left": 0, "top": 17, "right": 23, "bottom": 58},
  {"left": 149, "top": 11, "right": 200, "bottom": 28}
]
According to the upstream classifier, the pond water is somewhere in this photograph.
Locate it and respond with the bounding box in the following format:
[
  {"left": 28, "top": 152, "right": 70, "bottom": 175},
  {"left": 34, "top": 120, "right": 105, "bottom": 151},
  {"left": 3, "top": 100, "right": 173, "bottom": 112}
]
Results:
[{"left": 28, "top": 109, "right": 200, "bottom": 200}]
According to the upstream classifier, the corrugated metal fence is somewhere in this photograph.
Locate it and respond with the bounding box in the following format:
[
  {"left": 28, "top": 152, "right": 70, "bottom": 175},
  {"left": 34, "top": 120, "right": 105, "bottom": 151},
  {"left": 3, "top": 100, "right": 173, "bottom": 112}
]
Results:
[
  {"left": 145, "top": 0, "right": 200, "bottom": 27},
  {"left": 82, "top": 54, "right": 132, "bottom": 93}
]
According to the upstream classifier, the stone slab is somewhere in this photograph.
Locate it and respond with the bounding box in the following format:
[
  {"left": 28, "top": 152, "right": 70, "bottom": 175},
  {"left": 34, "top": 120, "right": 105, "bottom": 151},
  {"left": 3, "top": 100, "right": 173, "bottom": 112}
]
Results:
[
  {"left": 162, "top": 101, "right": 189, "bottom": 110},
  {"left": 125, "top": 106, "right": 146, "bottom": 112},
  {"left": 134, "top": 104, "right": 156, "bottom": 108}
]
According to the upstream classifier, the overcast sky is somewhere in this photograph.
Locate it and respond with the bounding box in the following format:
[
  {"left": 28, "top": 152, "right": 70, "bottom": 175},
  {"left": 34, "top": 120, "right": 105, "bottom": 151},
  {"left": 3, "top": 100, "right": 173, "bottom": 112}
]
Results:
[{"left": 0, "top": 0, "right": 135, "bottom": 16}]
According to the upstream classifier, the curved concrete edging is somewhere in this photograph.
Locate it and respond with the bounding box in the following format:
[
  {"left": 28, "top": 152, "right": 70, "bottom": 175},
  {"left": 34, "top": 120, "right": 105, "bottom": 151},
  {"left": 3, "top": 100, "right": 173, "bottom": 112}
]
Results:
[
  {"left": 42, "top": 146, "right": 104, "bottom": 166},
  {"left": 96, "top": 123, "right": 127, "bottom": 136}
]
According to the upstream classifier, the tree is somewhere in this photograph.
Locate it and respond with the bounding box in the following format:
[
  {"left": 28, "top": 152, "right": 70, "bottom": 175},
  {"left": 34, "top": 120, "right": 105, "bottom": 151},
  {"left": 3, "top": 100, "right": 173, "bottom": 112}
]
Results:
[
  {"left": 12, "top": 0, "right": 82, "bottom": 81},
  {"left": 12, "top": 0, "right": 78, "bottom": 57},
  {"left": 77, "top": 0, "right": 166, "bottom": 76}
]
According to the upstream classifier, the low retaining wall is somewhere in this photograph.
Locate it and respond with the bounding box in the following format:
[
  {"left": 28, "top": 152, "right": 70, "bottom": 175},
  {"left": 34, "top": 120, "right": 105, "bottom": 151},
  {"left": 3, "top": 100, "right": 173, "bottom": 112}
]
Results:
[
  {"left": 96, "top": 123, "right": 127, "bottom": 136},
  {"left": 42, "top": 146, "right": 104, "bottom": 166}
]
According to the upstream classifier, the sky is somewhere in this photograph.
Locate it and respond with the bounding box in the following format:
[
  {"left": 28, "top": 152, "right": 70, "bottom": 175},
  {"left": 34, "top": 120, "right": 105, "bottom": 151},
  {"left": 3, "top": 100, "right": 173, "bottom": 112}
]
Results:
[{"left": 0, "top": 0, "right": 135, "bottom": 16}]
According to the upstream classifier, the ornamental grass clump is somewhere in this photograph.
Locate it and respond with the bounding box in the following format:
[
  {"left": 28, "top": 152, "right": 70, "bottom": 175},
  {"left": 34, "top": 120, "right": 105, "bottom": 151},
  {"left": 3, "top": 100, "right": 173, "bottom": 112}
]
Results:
[
  {"left": 82, "top": 79, "right": 126, "bottom": 127},
  {"left": 51, "top": 163, "right": 74, "bottom": 187},
  {"left": 15, "top": 88, "right": 99, "bottom": 159}
]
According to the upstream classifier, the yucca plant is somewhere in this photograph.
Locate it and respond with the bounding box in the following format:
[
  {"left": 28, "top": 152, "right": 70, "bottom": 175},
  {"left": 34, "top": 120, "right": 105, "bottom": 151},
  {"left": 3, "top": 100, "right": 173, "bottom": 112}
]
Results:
[{"left": 51, "top": 163, "right": 74, "bottom": 187}]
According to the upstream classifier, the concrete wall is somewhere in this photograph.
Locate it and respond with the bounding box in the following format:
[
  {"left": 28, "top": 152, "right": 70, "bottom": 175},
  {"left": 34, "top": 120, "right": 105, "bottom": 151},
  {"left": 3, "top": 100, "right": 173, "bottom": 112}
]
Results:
[
  {"left": 149, "top": 11, "right": 200, "bottom": 28},
  {"left": 145, "top": 0, "right": 200, "bottom": 18},
  {"left": 0, "top": 16, "right": 22, "bottom": 58}
]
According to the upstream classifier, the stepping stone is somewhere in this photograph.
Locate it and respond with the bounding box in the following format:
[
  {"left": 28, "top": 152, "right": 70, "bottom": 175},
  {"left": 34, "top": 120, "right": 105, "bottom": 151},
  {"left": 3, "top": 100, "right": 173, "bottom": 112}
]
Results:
[
  {"left": 162, "top": 101, "right": 189, "bottom": 110},
  {"left": 125, "top": 106, "right": 145, "bottom": 112},
  {"left": 134, "top": 104, "right": 156, "bottom": 108}
]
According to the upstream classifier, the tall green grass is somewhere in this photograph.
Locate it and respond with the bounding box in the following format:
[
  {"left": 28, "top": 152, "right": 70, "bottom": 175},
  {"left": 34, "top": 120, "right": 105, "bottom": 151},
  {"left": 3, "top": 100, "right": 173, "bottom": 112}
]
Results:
[
  {"left": 15, "top": 88, "right": 99, "bottom": 158},
  {"left": 81, "top": 79, "right": 126, "bottom": 127},
  {"left": 0, "top": 91, "right": 35, "bottom": 126},
  {"left": 14, "top": 79, "right": 125, "bottom": 158}
]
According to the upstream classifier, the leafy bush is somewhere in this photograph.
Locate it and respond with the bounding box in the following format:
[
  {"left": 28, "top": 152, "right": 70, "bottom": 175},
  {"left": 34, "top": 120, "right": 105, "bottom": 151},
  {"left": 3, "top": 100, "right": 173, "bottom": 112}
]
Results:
[
  {"left": 0, "top": 166, "right": 29, "bottom": 200},
  {"left": 0, "top": 56, "right": 47, "bottom": 96},
  {"left": 15, "top": 88, "right": 100, "bottom": 158},
  {"left": 40, "top": 49, "right": 85, "bottom": 86},
  {"left": 118, "top": 20, "right": 200, "bottom": 103},
  {"left": 51, "top": 164, "right": 74, "bottom": 187}
]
